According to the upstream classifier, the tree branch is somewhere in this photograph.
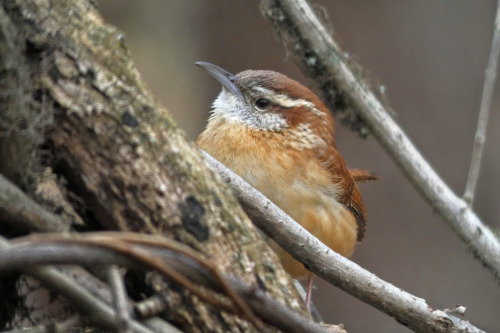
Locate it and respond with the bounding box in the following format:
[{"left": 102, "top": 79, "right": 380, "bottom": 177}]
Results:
[
  {"left": 0, "top": 0, "right": 310, "bottom": 330},
  {"left": 0, "top": 237, "right": 183, "bottom": 333},
  {"left": 0, "top": 169, "right": 331, "bottom": 332},
  {"left": 0, "top": 233, "right": 335, "bottom": 333},
  {"left": 201, "top": 150, "right": 484, "bottom": 333},
  {"left": 0, "top": 174, "right": 68, "bottom": 233},
  {"left": 259, "top": 0, "right": 500, "bottom": 280},
  {"left": 463, "top": 1, "right": 500, "bottom": 206},
  {"left": 107, "top": 265, "right": 132, "bottom": 333}
]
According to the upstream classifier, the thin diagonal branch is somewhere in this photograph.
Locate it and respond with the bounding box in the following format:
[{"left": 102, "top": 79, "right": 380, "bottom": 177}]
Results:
[
  {"left": 0, "top": 234, "right": 333, "bottom": 333},
  {"left": 108, "top": 265, "right": 132, "bottom": 333},
  {"left": 463, "top": 1, "right": 500, "bottom": 206},
  {"left": 0, "top": 174, "right": 68, "bottom": 232},
  {"left": 201, "top": 150, "right": 484, "bottom": 333},
  {"left": 0, "top": 239, "right": 156, "bottom": 333},
  {"left": 259, "top": 0, "right": 500, "bottom": 280},
  {"left": 0, "top": 172, "right": 331, "bottom": 333}
]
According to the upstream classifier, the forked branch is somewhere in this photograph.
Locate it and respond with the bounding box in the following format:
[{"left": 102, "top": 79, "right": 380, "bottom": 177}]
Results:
[
  {"left": 201, "top": 150, "right": 484, "bottom": 333},
  {"left": 259, "top": 0, "right": 500, "bottom": 280}
]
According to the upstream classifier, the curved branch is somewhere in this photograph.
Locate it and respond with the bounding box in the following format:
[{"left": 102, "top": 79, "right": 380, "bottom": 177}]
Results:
[
  {"left": 0, "top": 233, "right": 333, "bottom": 333},
  {"left": 0, "top": 169, "right": 328, "bottom": 332},
  {"left": 259, "top": 0, "right": 500, "bottom": 280},
  {"left": 201, "top": 150, "right": 484, "bottom": 333},
  {"left": 0, "top": 0, "right": 309, "bottom": 330}
]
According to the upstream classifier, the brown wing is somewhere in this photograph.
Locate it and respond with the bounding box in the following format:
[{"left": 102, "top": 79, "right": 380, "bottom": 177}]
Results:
[
  {"left": 268, "top": 74, "right": 371, "bottom": 242},
  {"left": 328, "top": 151, "right": 367, "bottom": 242},
  {"left": 310, "top": 109, "right": 368, "bottom": 242}
]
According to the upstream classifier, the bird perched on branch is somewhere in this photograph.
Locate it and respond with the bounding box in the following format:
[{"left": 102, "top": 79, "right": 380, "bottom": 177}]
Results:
[{"left": 196, "top": 61, "right": 376, "bottom": 311}]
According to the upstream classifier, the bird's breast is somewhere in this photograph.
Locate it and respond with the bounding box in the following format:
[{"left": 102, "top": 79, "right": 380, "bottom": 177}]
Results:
[{"left": 197, "top": 120, "right": 358, "bottom": 277}]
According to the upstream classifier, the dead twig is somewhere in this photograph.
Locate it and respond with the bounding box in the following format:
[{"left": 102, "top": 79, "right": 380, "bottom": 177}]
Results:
[
  {"left": 0, "top": 174, "right": 68, "bottom": 232},
  {"left": 108, "top": 265, "right": 132, "bottom": 333},
  {"left": 2, "top": 233, "right": 331, "bottom": 333},
  {"left": 259, "top": 0, "right": 500, "bottom": 282},
  {"left": 201, "top": 149, "right": 485, "bottom": 333},
  {"left": 463, "top": 1, "right": 500, "bottom": 206}
]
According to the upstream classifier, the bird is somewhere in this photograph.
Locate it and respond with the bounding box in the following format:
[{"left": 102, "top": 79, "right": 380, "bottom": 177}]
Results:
[{"left": 195, "top": 61, "right": 375, "bottom": 311}]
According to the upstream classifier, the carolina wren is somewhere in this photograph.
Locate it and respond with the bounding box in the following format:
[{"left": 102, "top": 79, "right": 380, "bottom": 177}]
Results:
[{"left": 196, "top": 61, "right": 374, "bottom": 310}]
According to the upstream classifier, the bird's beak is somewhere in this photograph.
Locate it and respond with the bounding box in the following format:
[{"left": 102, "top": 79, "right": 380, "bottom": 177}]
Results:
[{"left": 195, "top": 61, "right": 244, "bottom": 101}]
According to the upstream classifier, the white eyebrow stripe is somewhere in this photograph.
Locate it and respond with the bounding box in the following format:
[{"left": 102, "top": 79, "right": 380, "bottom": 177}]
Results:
[
  {"left": 253, "top": 86, "right": 327, "bottom": 116},
  {"left": 272, "top": 94, "right": 314, "bottom": 108},
  {"left": 253, "top": 86, "right": 273, "bottom": 94},
  {"left": 272, "top": 94, "right": 327, "bottom": 118}
]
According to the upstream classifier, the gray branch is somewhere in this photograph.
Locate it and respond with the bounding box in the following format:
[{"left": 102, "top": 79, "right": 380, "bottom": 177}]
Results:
[
  {"left": 463, "top": 1, "right": 500, "bottom": 205},
  {"left": 259, "top": 0, "right": 500, "bottom": 280},
  {"left": 201, "top": 150, "right": 484, "bottom": 333},
  {"left": 0, "top": 235, "right": 334, "bottom": 333}
]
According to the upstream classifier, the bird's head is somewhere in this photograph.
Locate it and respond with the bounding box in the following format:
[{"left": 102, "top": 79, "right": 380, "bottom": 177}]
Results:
[{"left": 196, "top": 61, "right": 335, "bottom": 147}]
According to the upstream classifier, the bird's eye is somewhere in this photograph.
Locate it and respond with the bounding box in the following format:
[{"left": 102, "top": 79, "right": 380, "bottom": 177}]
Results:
[{"left": 254, "top": 98, "right": 272, "bottom": 110}]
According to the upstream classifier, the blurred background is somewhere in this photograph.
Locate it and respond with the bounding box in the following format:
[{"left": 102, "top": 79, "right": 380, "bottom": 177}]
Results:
[{"left": 99, "top": 1, "right": 499, "bottom": 331}]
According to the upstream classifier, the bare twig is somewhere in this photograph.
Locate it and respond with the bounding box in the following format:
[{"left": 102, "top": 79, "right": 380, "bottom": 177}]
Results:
[
  {"left": 135, "top": 295, "right": 169, "bottom": 319},
  {"left": 0, "top": 174, "right": 68, "bottom": 232},
  {"left": 0, "top": 177, "right": 185, "bottom": 333},
  {"left": 0, "top": 174, "right": 328, "bottom": 333},
  {"left": 259, "top": 0, "right": 500, "bottom": 280},
  {"left": 92, "top": 239, "right": 265, "bottom": 330},
  {"left": 18, "top": 235, "right": 260, "bottom": 329},
  {"left": 0, "top": 239, "right": 156, "bottom": 333},
  {"left": 201, "top": 150, "right": 484, "bottom": 333},
  {"left": 108, "top": 265, "right": 132, "bottom": 333},
  {"left": 1, "top": 233, "right": 331, "bottom": 333},
  {"left": 27, "top": 267, "right": 155, "bottom": 333},
  {"left": 56, "top": 267, "right": 183, "bottom": 333},
  {"left": 90, "top": 233, "right": 258, "bottom": 322},
  {"left": 463, "top": 1, "right": 500, "bottom": 206}
]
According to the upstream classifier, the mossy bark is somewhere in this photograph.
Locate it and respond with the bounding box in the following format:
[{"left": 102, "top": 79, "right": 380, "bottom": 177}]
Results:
[{"left": 0, "top": 0, "right": 304, "bottom": 331}]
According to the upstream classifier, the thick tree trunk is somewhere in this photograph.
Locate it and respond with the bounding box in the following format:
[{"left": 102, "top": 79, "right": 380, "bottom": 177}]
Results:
[{"left": 0, "top": 0, "right": 304, "bottom": 331}]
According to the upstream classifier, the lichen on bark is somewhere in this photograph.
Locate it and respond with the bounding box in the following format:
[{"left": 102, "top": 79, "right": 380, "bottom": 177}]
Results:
[{"left": 0, "top": 0, "right": 305, "bottom": 331}]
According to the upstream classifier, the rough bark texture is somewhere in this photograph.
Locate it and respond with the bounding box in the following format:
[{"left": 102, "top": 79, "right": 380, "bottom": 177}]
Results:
[{"left": 0, "top": 0, "right": 304, "bottom": 331}]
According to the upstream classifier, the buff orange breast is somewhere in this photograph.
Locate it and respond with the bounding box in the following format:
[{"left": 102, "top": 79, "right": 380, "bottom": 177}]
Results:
[{"left": 195, "top": 61, "right": 374, "bottom": 310}]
